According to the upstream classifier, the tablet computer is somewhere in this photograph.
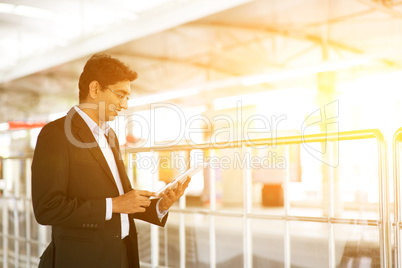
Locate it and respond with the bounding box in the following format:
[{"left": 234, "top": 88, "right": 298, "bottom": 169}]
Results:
[{"left": 154, "top": 163, "right": 208, "bottom": 198}]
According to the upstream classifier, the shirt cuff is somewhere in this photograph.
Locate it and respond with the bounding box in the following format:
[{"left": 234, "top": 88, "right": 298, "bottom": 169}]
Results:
[
  {"left": 156, "top": 198, "right": 168, "bottom": 221},
  {"left": 105, "top": 198, "right": 112, "bottom": 221}
]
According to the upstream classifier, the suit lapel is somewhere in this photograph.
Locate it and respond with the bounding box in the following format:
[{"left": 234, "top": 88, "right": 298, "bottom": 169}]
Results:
[{"left": 67, "top": 108, "right": 118, "bottom": 188}]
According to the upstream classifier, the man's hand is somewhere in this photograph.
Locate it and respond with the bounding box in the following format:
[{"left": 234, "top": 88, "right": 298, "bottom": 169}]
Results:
[
  {"left": 112, "top": 190, "right": 156, "bottom": 214},
  {"left": 159, "top": 177, "right": 191, "bottom": 211}
]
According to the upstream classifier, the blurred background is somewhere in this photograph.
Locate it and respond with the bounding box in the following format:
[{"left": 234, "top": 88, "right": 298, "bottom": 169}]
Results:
[{"left": 1, "top": 0, "right": 402, "bottom": 267}]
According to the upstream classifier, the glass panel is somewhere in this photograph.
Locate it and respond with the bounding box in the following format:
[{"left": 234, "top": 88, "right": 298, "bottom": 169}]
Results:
[
  {"left": 205, "top": 148, "right": 245, "bottom": 212},
  {"left": 335, "top": 139, "right": 379, "bottom": 220},
  {"left": 250, "top": 145, "right": 288, "bottom": 216},
  {"left": 251, "top": 219, "right": 285, "bottom": 267},
  {"left": 288, "top": 139, "right": 380, "bottom": 220},
  {"left": 215, "top": 216, "right": 243, "bottom": 267},
  {"left": 289, "top": 221, "right": 329, "bottom": 268},
  {"left": 185, "top": 149, "right": 207, "bottom": 208},
  {"left": 136, "top": 220, "right": 151, "bottom": 264},
  {"left": 391, "top": 225, "right": 397, "bottom": 268},
  {"left": 289, "top": 142, "right": 326, "bottom": 217},
  {"left": 186, "top": 213, "right": 210, "bottom": 267},
  {"left": 158, "top": 213, "right": 182, "bottom": 268},
  {"left": 142, "top": 213, "right": 212, "bottom": 268},
  {"left": 334, "top": 224, "right": 381, "bottom": 267}
]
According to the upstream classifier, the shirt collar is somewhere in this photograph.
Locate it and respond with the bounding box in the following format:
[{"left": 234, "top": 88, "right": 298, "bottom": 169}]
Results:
[{"left": 74, "top": 105, "right": 110, "bottom": 136}]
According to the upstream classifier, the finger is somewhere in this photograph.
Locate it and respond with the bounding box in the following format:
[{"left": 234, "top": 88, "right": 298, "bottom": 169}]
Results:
[
  {"left": 140, "top": 201, "right": 151, "bottom": 208},
  {"left": 136, "top": 207, "right": 146, "bottom": 213},
  {"left": 164, "top": 187, "right": 173, "bottom": 196},
  {"left": 138, "top": 197, "right": 152, "bottom": 205},
  {"left": 182, "top": 179, "right": 191, "bottom": 189},
  {"left": 162, "top": 191, "right": 173, "bottom": 199},
  {"left": 176, "top": 182, "right": 183, "bottom": 193},
  {"left": 137, "top": 190, "right": 156, "bottom": 197},
  {"left": 139, "top": 198, "right": 151, "bottom": 204},
  {"left": 162, "top": 190, "right": 175, "bottom": 200},
  {"left": 160, "top": 191, "right": 168, "bottom": 198},
  {"left": 180, "top": 179, "right": 190, "bottom": 190}
]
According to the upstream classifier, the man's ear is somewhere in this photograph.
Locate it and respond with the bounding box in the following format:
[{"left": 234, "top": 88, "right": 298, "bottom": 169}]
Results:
[{"left": 88, "top": 81, "right": 100, "bottom": 99}]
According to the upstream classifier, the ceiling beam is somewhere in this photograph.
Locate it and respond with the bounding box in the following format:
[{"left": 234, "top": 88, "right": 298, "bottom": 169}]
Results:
[
  {"left": 355, "top": 0, "right": 402, "bottom": 18},
  {"left": 110, "top": 52, "right": 241, "bottom": 76},
  {"left": 0, "top": 0, "right": 255, "bottom": 83},
  {"left": 187, "top": 22, "right": 364, "bottom": 55}
]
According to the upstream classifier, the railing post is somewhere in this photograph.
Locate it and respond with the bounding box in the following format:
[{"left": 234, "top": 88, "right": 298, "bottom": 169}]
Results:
[
  {"left": 283, "top": 145, "right": 290, "bottom": 268},
  {"left": 328, "top": 141, "right": 336, "bottom": 268},
  {"left": 209, "top": 148, "right": 216, "bottom": 268},
  {"left": 242, "top": 145, "right": 252, "bottom": 268},
  {"left": 376, "top": 131, "right": 390, "bottom": 268},
  {"left": 150, "top": 150, "right": 160, "bottom": 267},
  {"left": 25, "top": 158, "right": 32, "bottom": 268},
  {"left": 2, "top": 158, "right": 10, "bottom": 268},
  {"left": 393, "top": 128, "right": 402, "bottom": 268},
  {"left": 179, "top": 150, "right": 187, "bottom": 268}
]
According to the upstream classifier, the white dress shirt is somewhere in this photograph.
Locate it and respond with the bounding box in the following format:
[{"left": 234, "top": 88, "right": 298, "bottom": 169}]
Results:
[
  {"left": 74, "top": 106, "right": 131, "bottom": 238},
  {"left": 74, "top": 106, "right": 167, "bottom": 238}
]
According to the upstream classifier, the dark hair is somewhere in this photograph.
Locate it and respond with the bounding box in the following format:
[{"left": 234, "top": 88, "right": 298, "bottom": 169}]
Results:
[{"left": 78, "top": 53, "right": 138, "bottom": 102}]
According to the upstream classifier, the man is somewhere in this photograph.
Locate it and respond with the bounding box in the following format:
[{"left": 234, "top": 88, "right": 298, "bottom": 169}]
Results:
[{"left": 31, "top": 53, "right": 190, "bottom": 268}]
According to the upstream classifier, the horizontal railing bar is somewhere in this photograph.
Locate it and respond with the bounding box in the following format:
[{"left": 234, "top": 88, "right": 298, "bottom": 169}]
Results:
[
  {"left": 169, "top": 208, "right": 243, "bottom": 218},
  {"left": 329, "top": 218, "right": 380, "bottom": 226},
  {"left": 169, "top": 208, "right": 381, "bottom": 226},
  {"left": 0, "top": 155, "right": 33, "bottom": 160},
  {"left": 0, "top": 233, "right": 42, "bottom": 245},
  {"left": 0, "top": 196, "right": 34, "bottom": 201},
  {"left": 125, "top": 129, "right": 382, "bottom": 153}
]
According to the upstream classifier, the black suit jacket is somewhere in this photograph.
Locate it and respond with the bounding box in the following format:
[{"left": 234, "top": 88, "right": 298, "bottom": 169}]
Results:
[{"left": 32, "top": 107, "right": 167, "bottom": 268}]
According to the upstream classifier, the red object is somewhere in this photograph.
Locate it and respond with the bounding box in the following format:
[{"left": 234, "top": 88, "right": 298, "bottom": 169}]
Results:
[{"left": 8, "top": 121, "right": 47, "bottom": 130}]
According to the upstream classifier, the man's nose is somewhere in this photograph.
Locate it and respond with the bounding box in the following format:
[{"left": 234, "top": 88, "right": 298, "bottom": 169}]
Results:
[{"left": 120, "top": 99, "right": 128, "bottom": 110}]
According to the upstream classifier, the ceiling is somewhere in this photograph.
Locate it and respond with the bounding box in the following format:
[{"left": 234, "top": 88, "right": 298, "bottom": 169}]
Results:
[{"left": 1, "top": 0, "right": 402, "bottom": 123}]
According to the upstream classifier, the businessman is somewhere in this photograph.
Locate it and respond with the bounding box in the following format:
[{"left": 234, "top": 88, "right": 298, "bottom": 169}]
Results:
[{"left": 31, "top": 53, "right": 190, "bottom": 268}]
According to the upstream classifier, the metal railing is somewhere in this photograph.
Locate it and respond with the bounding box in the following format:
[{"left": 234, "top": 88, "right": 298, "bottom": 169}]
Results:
[
  {"left": 393, "top": 127, "right": 402, "bottom": 267},
  {"left": 0, "top": 129, "right": 392, "bottom": 267},
  {"left": 0, "top": 155, "right": 51, "bottom": 268},
  {"left": 125, "top": 129, "right": 390, "bottom": 268}
]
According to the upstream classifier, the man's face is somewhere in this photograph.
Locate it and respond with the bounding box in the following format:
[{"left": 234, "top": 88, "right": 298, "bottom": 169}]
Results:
[{"left": 98, "top": 79, "right": 131, "bottom": 122}]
